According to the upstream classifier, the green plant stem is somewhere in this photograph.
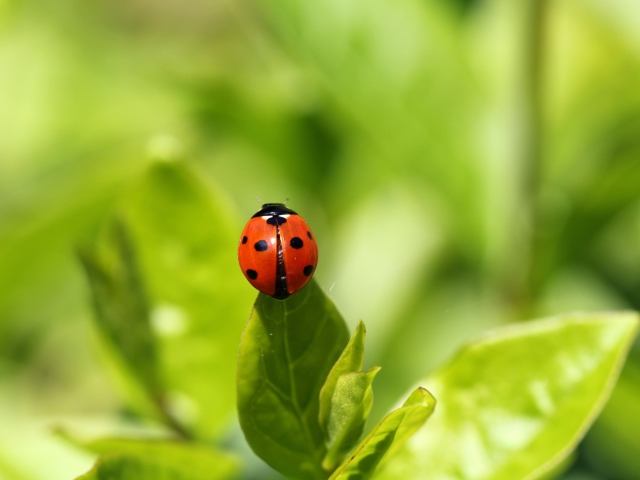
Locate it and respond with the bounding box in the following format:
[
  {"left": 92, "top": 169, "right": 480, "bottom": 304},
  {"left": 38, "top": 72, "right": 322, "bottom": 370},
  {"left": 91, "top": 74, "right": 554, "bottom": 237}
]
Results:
[
  {"left": 508, "top": 0, "right": 549, "bottom": 317},
  {"left": 154, "top": 394, "right": 196, "bottom": 441}
]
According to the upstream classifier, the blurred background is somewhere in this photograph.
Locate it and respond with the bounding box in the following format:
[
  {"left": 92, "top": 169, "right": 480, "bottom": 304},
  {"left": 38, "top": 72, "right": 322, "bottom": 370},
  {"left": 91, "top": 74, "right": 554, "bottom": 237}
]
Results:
[{"left": 2, "top": 0, "right": 640, "bottom": 478}]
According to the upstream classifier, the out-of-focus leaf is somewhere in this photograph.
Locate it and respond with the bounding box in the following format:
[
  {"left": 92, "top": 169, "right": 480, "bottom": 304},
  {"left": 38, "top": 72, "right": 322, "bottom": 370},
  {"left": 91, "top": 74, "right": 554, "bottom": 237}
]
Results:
[
  {"left": 330, "top": 387, "right": 436, "bottom": 480},
  {"left": 74, "top": 441, "right": 238, "bottom": 480},
  {"left": 319, "top": 321, "right": 366, "bottom": 433},
  {"left": 371, "top": 279, "right": 506, "bottom": 426},
  {"left": 78, "top": 221, "right": 160, "bottom": 397},
  {"left": 0, "top": 448, "right": 34, "bottom": 480},
  {"left": 237, "top": 279, "right": 350, "bottom": 480},
  {"left": 378, "top": 312, "right": 639, "bottom": 480},
  {"left": 256, "top": 0, "right": 483, "bottom": 241},
  {"left": 582, "top": 362, "right": 640, "bottom": 479},
  {"left": 323, "top": 367, "right": 380, "bottom": 471},
  {"left": 119, "top": 160, "right": 254, "bottom": 439},
  {"left": 0, "top": 383, "right": 95, "bottom": 480}
]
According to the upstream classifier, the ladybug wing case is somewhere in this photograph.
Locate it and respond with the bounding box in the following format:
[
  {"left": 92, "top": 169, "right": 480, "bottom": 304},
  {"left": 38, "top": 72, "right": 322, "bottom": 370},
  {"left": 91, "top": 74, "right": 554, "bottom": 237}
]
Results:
[
  {"left": 238, "top": 218, "right": 278, "bottom": 296},
  {"left": 279, "top": 217, "right": 318, "bottom": 295}
]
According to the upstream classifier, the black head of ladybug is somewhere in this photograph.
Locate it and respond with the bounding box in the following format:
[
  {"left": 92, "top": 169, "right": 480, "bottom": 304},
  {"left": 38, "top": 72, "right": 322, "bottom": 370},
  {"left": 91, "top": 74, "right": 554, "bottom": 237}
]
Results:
[{"left": 252, "top": 203, "right": 298, "bottom": 218}]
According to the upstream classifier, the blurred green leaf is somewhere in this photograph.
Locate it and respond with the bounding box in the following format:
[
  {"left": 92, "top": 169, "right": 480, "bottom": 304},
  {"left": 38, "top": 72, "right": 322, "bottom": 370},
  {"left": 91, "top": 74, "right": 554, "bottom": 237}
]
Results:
[
  {"left": 319, "top": 321, "right": 366, "bottom": 434},
  {"left": 0, "top": 449, "right": 33, "bottom": 480},
  {"left": 74, "top": 440, "right": 238, "bottom": 480},
  {"left": 330, "top": 387, "right": 436, "bottom": 480},
  {"left": 323, "top": 367, "right": 380, "bottom": 472},
  {"left": 78, "top": 221, "right": 160, "bottom": 397},
  {"left": 256, "top": 0, "right": 483, "bottom": 233},
  {"left": 2, "top": 2, "right": 640, "bottom": 480},
  {"left": 119, "top": 160, "right": 254, "bottom": 439},
  {"left": 237, "top": 279, "right": 350, "bottom": 480},
  {"left": 582, "top": 361, "right": 640, "bottom": 478},
  {"left": 378, "top": 312, "right": 639, "bottom": 480}
]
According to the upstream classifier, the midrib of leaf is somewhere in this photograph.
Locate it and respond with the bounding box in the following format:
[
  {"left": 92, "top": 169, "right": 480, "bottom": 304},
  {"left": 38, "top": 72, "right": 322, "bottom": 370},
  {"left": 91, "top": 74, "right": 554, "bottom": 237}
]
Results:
[
  {"left": 239, "top": 283, "right": 351, "bottom": 480},
  {"left": 283, "top": 301, "right": 325, "bottom": 467},
  {"left": 252, "top": 302, "right": 329, "bottom": 463},
  {"left": 331, "top": 410, "right": 407, "bottom": 479}
]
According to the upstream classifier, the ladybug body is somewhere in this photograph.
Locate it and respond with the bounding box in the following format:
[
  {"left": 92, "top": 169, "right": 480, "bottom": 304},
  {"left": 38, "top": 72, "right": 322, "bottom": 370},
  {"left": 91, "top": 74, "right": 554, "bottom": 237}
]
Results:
[{"left": 238, "top": 203, "right": 318, "bottom": 299}]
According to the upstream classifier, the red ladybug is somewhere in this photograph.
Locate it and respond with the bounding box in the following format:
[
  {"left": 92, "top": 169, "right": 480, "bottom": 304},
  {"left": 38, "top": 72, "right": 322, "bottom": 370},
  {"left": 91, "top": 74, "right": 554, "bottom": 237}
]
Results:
[{"left": 238, "top": 203, "right": 318, "bottom": 299}]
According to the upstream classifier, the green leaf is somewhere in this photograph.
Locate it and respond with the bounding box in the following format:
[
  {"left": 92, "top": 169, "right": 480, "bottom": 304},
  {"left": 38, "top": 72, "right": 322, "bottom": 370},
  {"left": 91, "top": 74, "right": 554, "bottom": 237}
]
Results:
[
  {"left": 120, "top": 161, "right": 254, "bottom": 438},
  {"left": 323, "top": 366, "right": 381, "bottom": 472},
  {"left": 377, "top": 312, "right": 640, "bottom": 480},
  {"left": 330, "top": 387, "right": 436, "bottom": 480},
  {"left": 319, "top": 321, "right": 366, "bottom": 434},
  {"left": 74, "top": 440, "right": 238, "bottom": 480},
  {"left": 582, "top": 362, "right": 640, "bottom": 478},
  {"left": 78, "top": 221, "right": 160, "bottom": 397},
  {"left": 237, "top": 279, "right": 351, "bottom": 480}
]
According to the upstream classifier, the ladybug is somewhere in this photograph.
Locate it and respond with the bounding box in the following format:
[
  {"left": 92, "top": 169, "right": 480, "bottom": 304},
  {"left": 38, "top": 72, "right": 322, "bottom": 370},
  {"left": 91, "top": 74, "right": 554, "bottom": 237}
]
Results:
[{"left": 238, "top": 203, "right": 318, "bottom": 300}]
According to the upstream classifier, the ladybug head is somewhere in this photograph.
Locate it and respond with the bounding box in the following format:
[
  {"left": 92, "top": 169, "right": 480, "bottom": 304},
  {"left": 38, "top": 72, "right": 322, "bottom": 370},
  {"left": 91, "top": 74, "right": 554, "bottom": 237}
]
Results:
[{"left": 253, "top": 203, "right": 298, "bottom": 217}]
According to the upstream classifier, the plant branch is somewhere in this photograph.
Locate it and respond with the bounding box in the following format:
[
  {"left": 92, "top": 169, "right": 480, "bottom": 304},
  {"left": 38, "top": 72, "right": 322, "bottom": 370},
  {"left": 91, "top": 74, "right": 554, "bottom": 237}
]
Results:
[
  {"left": 507, "top": 0, "right": 549, "bottom": 316},
  {"left": 153, "top": 393, "right": 196, "bottom": 441}
]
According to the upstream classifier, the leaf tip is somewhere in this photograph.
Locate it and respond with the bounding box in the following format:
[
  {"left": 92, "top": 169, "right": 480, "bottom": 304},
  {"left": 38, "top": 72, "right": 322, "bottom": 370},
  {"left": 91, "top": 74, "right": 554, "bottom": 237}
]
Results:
[
  {"left": 356, "top": 320, "right": 366, "bottom": 335},
  {"left": 403, "top": 387, "right": 436, "bottom": 409}
]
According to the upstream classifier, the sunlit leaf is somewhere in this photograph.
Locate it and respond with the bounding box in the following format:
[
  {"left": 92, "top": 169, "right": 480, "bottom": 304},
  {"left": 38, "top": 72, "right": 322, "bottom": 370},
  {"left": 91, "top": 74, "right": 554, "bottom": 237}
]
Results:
[
  {"left": 120, "top": 161, "right": 254, "bottom": 438},
  {"left": 78, "top": 221, "right": 160, "bottom": 397},
  {"left": 319, "top": 321, "right": 366, "bottom": 433},
  {"left": 330, "top": 387, "right": 436, "bottom": 480},
  {"left": 323, "top": 367, "right": 380, "bottom": 472},
  {"left": 582, "top": 361, "right": 640, "bottom": 479},
  {"left": 237, "top": 279, "right": 350, "bottom": 480},
  {"left": 74, "top": 440, "right": 238, "bottom": 480},
  {"left": 378, "top": 312, "right": 639, "bottom": 480}
]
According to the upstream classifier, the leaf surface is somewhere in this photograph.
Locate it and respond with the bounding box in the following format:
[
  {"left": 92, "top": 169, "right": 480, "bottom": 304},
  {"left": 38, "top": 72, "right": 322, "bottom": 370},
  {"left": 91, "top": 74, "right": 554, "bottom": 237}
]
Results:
[
  {"left": 378, "top": 312, "right": 639, "bottom": 480},
  {"left": 237, "top": 279, "right": 350, "bottom": 480},
  {"left": 121, "top": 161, "right": 254, "bottom": 438},
  {"left": 582, "top": 362, "right": 640, "bottom": 478},
  {"left": 78, "top": 221, "right": 159, "bottom": 397},
  {"left": 74, "top": 440, "right": 238, "bottom": 480},
  {"left": 323, "top": 367, "right": 381, "bottom": 472},
  {"left": 319, "top": 321, "right": 366, "bottom": 434},
  {"left": 330, "top": 387, "right": 436, "bottom": 480}
]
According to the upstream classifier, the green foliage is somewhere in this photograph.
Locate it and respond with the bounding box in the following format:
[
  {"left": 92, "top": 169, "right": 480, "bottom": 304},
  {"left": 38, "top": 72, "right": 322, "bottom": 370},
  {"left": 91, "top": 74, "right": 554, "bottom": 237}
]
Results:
[
  {"left": 377, "top": 312, "right": 639, "bottom": 480},
  {"left": 320, "top": 321, "right": 375, "bottom": 471},
  {"left": 582, "top": 362, "right": 640, "bottom": 478},
  {"left": 237, "top": 280, "right": 439, "bottom": 480},
  {"left": 330, "top": 387, "right": 436, "bottom": 480},
  {"left": 68, "top": 161, "right": 640, "bottom": 480},
  {"left": 75, "top": 161, "right": 253, "bottom": 439},
  {"left": 319, "top": 321, "right": 367, "bottom": 434},
  {"left": 237, "top": 280, "right": 351, "bottom": 479},
  {"left": 3, "top": 1, "right": 640, "bottom": 479},
  {"left": 74, "top": 441, "right": 238, "bottom": 480},
  {"left": 69, "top": 161, "right": 257, "bottom": 478},
  {"left": 78, "top": 221, "right": 160, "bottom": 398},
  {"left": 323, "top": 367, "right": 381, "bottom": 471},
  {"left": 118, "top": 161, "right": 254, "bottom": 438},
  {"left": 70, "top": 158, "right": 638, "bottom": 480},
  {"left": 53, "top": 162, "right": 640, "bottom": 480}
]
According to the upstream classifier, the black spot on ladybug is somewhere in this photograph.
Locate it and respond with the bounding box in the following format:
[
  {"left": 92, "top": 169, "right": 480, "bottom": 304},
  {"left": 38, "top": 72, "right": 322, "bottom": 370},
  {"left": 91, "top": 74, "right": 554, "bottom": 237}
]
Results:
[
  {"left": 303, "top": 265, "right": 314, "bottom": 276},
  {"left": 290, "top": 237, "right": 303, "bottom": 249},
  {"left": 254, "top": 240, "right": 268, "bottom": 252},
  {"left": 242, "top": 236, "right": 248, "bottom": 244},
  {"left": 307, "top": 231, "right": 313, "bottom": 240},
  {"left": 267, "top": 215, "right": 287, "bottom": 226},
  {"left": 246, "top": 269, "right": 258, "bottom": 280}
]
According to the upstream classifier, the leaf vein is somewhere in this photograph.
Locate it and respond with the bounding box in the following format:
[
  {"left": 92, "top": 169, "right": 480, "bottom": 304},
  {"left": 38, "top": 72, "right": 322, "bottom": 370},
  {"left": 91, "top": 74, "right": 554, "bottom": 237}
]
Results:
[{"left": 290, "top": 312, "right": 330, "bottom": 365}]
